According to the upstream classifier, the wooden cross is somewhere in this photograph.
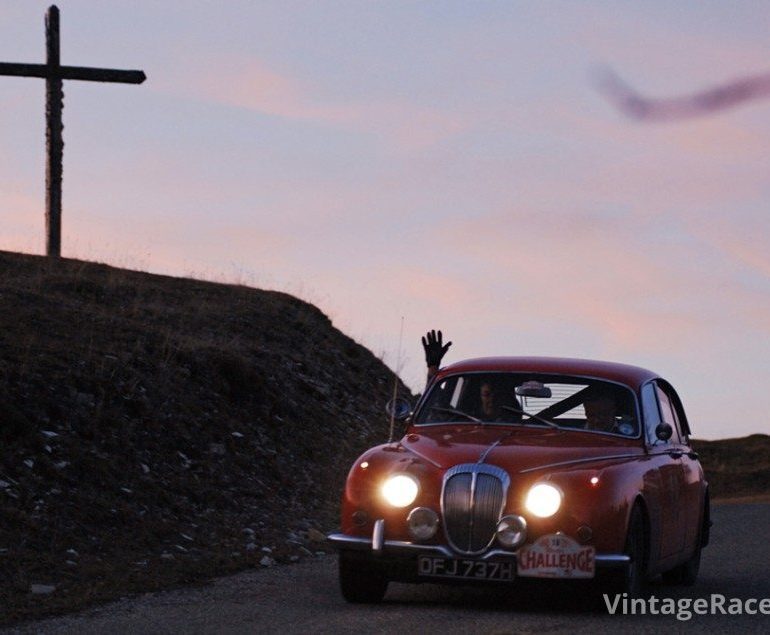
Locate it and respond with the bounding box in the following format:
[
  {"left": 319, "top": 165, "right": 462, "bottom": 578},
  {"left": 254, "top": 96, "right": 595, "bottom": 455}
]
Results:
[{"left": 0, "top": 5, "right": 145, "bottom": 257}]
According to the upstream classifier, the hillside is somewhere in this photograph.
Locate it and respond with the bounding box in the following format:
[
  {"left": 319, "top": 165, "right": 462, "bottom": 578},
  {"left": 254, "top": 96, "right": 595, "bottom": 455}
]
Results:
[
  {"left": 0, "top": 251, "right": 411, "bottom": 624},
  {"left": 1, "top": 250, "right": 767, "bottom": 625},
  {"left": 691, "top": 434, "right": 770, "bottom": 500}
]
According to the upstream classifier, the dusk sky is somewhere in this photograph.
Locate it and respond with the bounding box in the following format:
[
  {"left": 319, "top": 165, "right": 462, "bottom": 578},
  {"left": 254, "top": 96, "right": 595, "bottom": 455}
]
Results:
[{"left": 2, "top": 1, "right": 769, "bottom": 440}]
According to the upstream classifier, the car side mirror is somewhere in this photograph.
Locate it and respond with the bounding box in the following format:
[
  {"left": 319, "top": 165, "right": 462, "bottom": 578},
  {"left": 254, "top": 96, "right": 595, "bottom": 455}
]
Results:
[
  {"left": 385, "top": 397, "right": 412, "bottom": 422},
  {"left": 655, "top": 423, "right": 673, "bottom": 442}
]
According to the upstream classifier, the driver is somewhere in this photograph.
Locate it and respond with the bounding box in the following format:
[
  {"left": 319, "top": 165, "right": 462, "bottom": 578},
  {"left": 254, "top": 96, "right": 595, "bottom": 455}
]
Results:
[{"left": 478, "top": 379, "right": 521, "bottom": 422}]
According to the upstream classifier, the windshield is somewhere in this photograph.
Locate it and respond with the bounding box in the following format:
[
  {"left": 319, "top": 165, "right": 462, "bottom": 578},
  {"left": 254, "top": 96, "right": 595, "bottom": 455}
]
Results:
[{"left": 414, "top": 372, "right": 640, "bottom": 437}]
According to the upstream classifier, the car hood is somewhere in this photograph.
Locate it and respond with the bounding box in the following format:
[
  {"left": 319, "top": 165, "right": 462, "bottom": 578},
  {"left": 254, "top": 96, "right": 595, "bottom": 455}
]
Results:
[{"left": 400, "top": 425, "right": 643, "bottom": 473}]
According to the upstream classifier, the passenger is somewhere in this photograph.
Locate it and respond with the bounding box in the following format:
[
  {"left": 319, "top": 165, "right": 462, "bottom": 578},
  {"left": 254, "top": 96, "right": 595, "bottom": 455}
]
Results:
[
  {"left": 583, "top": 390, "right": 618, "bottom": 432},
  {"left": 422, "top": 330, "right": 520, "bottom": 422}
]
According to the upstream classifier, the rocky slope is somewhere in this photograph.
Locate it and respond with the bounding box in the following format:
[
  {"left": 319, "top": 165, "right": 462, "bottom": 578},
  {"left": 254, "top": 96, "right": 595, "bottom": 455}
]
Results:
[
  {"left": 691, "top": 434, "right": 770, "bottom": 500},
  {"left": 0, "top": 251, "right": 411, "bottom": 624},
  {"left": 1, "top": 250, "right": 767, "bottom": 625}
]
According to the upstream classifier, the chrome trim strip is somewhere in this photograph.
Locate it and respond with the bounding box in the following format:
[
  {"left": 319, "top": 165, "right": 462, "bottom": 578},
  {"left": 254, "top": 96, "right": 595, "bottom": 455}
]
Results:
[
  {"left": 327, "top": 533, "right": 629, "bottom": 568},
  {"left": 595, "top": 554, "right": 630, "bottom": 568},
  {"left": 518, "top": 453, "right": 642, "bottom": 474},
  {"left": 480, "top": 549, "right": 517, "bottom": 561},
  {"left": 468, "top": 471, "right": 478, "bottom": 550},
  {"left": 372, "top": 519, "right": 385, "bottom": 553},
  {"left": 442, "top": 464, "right": 511, "bottom": 490},
  {"left": 327, "top": 534, "right": 455, "bottom": 557}
]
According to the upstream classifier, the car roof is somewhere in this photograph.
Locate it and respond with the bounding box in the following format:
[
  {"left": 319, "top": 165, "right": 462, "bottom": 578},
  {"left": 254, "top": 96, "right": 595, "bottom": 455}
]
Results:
[{"left": 437, "top": 356, "right": 659, "bottom": 390}]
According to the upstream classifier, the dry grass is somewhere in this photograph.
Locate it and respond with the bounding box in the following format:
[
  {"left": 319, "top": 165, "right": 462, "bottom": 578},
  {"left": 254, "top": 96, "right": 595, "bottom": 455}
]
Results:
[
  {"left": 0, "top": 250, "right": 766, "bottom": 625},
  {"left": 691, "top": 434, "right": 770, "bottom": 499},
  {"left": 0, "top": 250, "right": 410, "bottom": 625}
]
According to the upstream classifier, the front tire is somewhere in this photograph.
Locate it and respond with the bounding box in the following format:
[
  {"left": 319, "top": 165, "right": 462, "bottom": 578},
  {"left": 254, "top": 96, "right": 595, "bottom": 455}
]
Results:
[
  {"left": 662, "top": 544, "right": 701, "bottom": 586},
  {"left": 606, "top": 503, "right": 648, "bottom": 598},
  {"left": 339, "top": 551, "right": 389, "bottom": 603}
]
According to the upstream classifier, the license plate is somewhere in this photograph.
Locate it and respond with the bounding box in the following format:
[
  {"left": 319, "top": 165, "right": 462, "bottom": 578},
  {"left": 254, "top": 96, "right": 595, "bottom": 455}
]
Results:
[
  {"left": 517, "top": 533, "right": 595, "bottom": 579},
  {"left": 417, "top": 556, "right": 515, "bottom": 581}
]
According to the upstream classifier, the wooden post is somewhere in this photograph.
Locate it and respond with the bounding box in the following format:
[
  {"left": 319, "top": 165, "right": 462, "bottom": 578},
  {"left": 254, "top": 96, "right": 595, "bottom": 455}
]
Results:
[
  {"left": 0, "top": 4, "right": 145, "bottom": 259},
  {"left": 45, "top": 5, "right": 63, "bottom": 257}
]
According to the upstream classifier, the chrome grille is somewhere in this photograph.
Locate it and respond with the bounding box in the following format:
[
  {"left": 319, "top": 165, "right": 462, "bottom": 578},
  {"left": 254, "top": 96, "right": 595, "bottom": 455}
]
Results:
[{"left": 441, "top": 464, "right": 510, "bottom": 555}]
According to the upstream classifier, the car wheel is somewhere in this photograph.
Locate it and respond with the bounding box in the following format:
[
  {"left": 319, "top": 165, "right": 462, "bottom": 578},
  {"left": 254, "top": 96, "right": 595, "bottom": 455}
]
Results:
[
  {"left": 606, "top": 503, "right": 648, "bottom": 598},
  {"left": 663, "top": 543, "right": 701, "bottom": 586},
  {"left": 338, "top": 551, "right": 389, "bottom": 603},
  {"left": 662, "top": 500, "right": 707, "bottom": 586}
]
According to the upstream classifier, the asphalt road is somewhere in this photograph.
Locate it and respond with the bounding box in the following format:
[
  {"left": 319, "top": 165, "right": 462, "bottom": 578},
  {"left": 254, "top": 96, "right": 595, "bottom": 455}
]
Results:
[{"left": 6, "top": 503, "right": 769, "bottom": 634}]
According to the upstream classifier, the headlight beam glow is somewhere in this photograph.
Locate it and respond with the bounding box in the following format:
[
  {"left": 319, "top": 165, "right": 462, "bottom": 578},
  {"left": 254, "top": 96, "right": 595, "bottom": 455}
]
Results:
[
  {"left": 381, "top": 474, "right": 419, "bottom": 508},
  {"left": 525, "top": 483, "right": 562, "bottom": 518}
]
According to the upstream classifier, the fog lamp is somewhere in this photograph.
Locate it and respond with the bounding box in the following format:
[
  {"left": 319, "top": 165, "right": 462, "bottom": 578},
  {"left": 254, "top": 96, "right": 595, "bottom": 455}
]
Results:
[
  {"left": 407, "top": 507, "right": 439, "bottom": 540},
  {"left": 496, "top": 514, "right": 527, "bottom": 549}
]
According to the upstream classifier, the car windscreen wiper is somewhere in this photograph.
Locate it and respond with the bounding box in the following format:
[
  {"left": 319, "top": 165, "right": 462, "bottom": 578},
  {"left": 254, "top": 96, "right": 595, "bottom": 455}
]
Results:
[
  {"left": 500, "top": 405, "right": 560, "bottom": 429},
  {"left": 427, "top": 406, "right": 482, "bottom": 423}
]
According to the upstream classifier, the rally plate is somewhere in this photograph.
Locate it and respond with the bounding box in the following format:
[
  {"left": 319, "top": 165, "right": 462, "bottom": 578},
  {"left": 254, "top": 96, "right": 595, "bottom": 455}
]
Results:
[
  {"left": 417, "top": 556, "right": 515, "bottom": 581},
  {"left": 517, "top": 533, "right": 595, "bottom": 579}
]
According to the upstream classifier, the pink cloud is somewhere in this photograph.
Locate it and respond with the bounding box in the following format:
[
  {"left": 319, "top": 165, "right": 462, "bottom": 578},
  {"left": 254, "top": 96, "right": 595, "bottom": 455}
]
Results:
[
  {"left": 193, "top": 58, "right": 355, "bottom": 123},
  {"left": 0, "top": 188, "right": 46, "bottom": 254},
  {"left": 162, "top": 56, "right": 467, "bottom": 151},
  {"left": 684, "top": 215, "right": 770, "bottom": 281},
  {"left": 436, "top": 204, "right": 766, "bottom": 356},
  {"left": 374, "top": 265, "right": 479, "bottom": 311}
]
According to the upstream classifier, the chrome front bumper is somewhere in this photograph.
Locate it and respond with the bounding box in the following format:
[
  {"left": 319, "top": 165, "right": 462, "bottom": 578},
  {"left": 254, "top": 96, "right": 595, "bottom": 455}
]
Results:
[{"left": 327, "top": 519, "right": 630, "bottom": 569}]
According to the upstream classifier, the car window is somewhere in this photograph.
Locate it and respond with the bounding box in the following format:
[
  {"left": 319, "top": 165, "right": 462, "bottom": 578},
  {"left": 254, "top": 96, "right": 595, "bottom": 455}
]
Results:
[
  {"left": 655, "top": 383, "right": 682, "bottom": 444},
  {"left": 426, "top": 375, "right": 463, "bottom": 411},
  {"left": 641, "top": 383, "right": 661, "bottom": 445},
  {"left": 659, "top": 380, "right": 692, "bottom": 440},
  {"left": 415, "top": 372, "right": 639, "bottom": 437}
]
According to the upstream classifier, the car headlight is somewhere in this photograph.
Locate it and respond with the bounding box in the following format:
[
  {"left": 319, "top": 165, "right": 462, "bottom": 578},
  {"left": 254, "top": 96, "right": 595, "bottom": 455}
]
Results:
[
  {"left": 381, "top": 474, "right": 419, "bottom": 508},
  {"left": 525, "top": 483, "right": 562, "bottom": 518}
]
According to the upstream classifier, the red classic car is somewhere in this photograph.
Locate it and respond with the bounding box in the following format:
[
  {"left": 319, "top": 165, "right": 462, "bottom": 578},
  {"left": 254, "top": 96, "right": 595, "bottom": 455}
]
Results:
[{"left": 328, "top": 357, "right": 710, "bottom": 602}]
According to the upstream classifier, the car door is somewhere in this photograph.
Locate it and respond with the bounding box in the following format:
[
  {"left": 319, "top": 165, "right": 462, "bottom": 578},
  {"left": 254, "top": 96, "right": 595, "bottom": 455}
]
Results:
[
  {"left": 641, "top": 382, "right": 686, "bottom": 562},
  {"left": 657, "top": 379, "right": 704, "bottom": 555}
]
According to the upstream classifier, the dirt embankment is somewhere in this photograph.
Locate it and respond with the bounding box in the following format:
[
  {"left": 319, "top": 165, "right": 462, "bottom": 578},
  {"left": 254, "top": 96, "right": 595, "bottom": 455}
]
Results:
[
  {"left": 1, "top": 250, "right": 766, "bottom": 625},
  {"left": 0, "top": 251, "right": 410, "bottom": 624},
  {"left": 692, "top": 434, "right": 770, "bottom": 501}
]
